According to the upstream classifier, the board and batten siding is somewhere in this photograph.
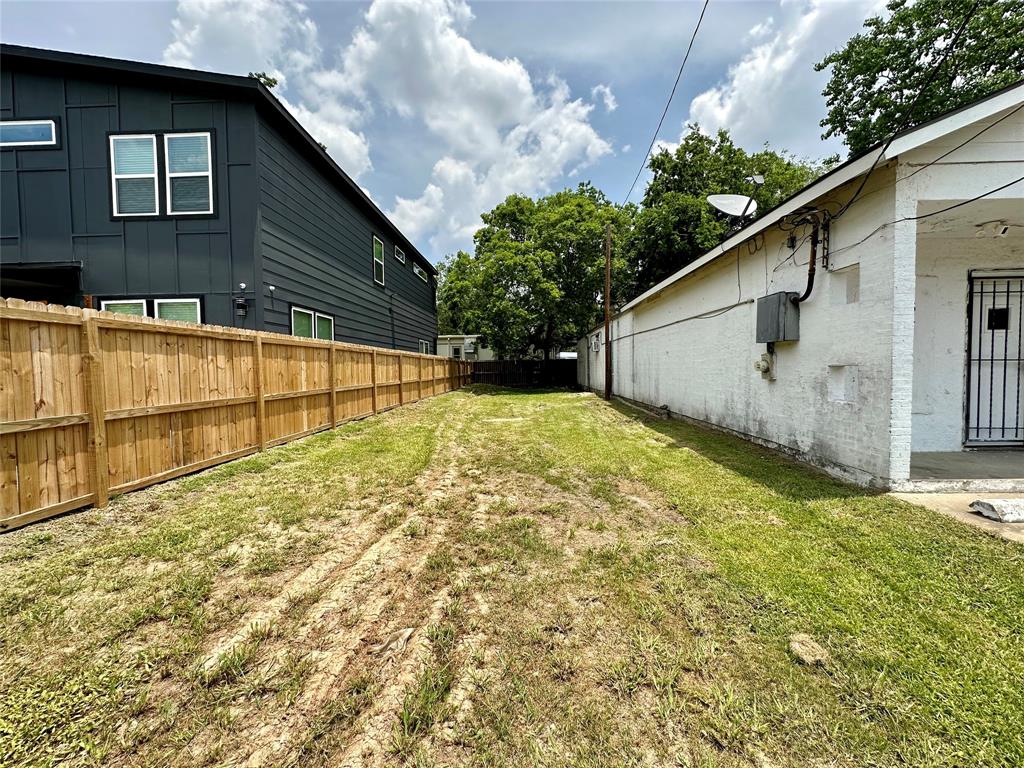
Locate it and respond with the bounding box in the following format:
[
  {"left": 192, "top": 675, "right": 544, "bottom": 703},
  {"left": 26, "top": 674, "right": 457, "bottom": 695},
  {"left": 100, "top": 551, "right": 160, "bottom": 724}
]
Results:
[
  {"left": 0, "top": 65, "right": 260, "bottom": 328},
  {"left": 255, "top": 116, "right": 437, "bottom": 351}
]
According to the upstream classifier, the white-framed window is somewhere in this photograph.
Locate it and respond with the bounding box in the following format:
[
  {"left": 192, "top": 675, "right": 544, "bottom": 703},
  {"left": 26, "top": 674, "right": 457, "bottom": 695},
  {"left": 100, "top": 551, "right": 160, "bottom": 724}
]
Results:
[
  {"left": 110, "top": 134, "right": 158, "bottom": 216},
  {"left": 373, "top": 236, "right": 385, "bottom": 285},
  {"left": 315, "top": 312, "right": 334, "bottom": 341},
  {"left": 394, "top": 245, "right": 406, "bottom": 264},
  {"left": 100, "top": 297, "right": 202, "bottom": 322},
  {"left": 164, "top": 132, "right": 213, "bottom": 215},
  {"left": 101, "top": 298, "right": 147, "bottom": 316},
  {"left": 0, "top": 119, "right": 57, "bottom": 147},
  {"left": 154, "top": 298, "right": 201, "bottom": 323},
  {"left": 419, "top": 340, "right": 431, "bottom": 354},
  {"left": 413, "top": 263, "right": 428, "bottom": 283},
  {"left": 292, "top": 306, "right": 334, "bottom": 340}
]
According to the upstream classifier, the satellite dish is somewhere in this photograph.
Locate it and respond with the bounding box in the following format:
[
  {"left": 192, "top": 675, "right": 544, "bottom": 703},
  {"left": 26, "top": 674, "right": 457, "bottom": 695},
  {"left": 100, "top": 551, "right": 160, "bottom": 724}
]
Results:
[{"left": 707, "top": 194, "right": 757, "bottom": 218}]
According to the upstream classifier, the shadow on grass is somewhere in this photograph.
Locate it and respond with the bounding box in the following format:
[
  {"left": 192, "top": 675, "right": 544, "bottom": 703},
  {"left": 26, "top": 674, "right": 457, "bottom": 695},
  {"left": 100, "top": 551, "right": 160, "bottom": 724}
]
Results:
[
  {"left": 463, "top": 383, "right": 877, "bottom": 504},
  {"left": 606, "top": 398, "right": 880, "bottom": 503}
]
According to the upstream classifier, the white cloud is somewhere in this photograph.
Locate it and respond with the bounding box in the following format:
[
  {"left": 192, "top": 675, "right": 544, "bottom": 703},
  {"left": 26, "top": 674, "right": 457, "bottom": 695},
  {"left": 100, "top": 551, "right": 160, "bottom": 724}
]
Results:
[
  {"left": 334, "top": 0, "right": 611, "bottom": 254},
  {"left": 163, "top": 0, "right": 370, "bottom": 176},
  {"left": 621, "top": 144, "right": 631, "bottom": 153},
  {"left": 686, "top": 0, "right": 883, "bottom": 157},
  {"left": 162, "top": 0, "right": 611, "bottom": 254},
  {"left": 591, "top": 84, "right": 617, "bottom": 112}
]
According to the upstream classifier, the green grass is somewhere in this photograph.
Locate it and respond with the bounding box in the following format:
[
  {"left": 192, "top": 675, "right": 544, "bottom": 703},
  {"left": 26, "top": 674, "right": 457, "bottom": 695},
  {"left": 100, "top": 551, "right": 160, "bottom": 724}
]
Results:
[{"left": 0, "top": 387, "right": 1021, "bottom": 767}]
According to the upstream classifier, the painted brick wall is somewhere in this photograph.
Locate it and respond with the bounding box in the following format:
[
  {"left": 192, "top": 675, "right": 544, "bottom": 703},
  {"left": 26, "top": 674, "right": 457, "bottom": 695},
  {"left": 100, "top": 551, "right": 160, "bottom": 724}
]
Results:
[{"left": 586, "top": 167, "right": 899, "bottom": 486}]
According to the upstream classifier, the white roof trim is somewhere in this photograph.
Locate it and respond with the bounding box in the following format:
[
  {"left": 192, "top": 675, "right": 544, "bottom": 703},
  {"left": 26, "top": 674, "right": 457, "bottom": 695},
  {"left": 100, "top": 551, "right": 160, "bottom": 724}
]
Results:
[
  {"left": 620, "top": 82, "right": 1024, "bottom": 314},
  {"left": 884, "top": 82, "right": 1024, "bottom": 158},
  {"left": 621, "top": 149, "right": 881, "bottom": 312}
]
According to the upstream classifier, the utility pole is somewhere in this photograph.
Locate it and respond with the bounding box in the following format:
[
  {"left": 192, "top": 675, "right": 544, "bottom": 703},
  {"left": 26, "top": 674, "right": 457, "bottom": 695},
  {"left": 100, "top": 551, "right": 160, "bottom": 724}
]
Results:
[{"left": 603, "top": 223, "right": 612, "bottom": 401}]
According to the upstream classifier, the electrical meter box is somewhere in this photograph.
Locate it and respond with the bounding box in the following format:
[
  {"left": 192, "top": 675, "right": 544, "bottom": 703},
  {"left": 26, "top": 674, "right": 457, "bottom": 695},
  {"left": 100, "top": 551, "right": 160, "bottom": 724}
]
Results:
[{"left": 756, "top": 291, "right": 800, "bottom": 343}]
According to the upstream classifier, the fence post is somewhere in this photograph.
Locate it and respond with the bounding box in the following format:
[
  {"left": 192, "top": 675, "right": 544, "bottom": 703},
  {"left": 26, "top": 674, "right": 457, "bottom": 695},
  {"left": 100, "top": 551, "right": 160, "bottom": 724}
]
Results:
[
  {"left": 254, "top": 336, "right": 266, "bottom": 450},
  {"left": 398, "top": 353, "right": 404, "bottom": 405},
  {"left": 328, "top": 345, "right": 337, "bottom": 426},
  {"left": 370, "top": 349, "right": 378, "bottom": 414},
  {"left": 82, "top": 313, "right": 109, "bottom": 508}
]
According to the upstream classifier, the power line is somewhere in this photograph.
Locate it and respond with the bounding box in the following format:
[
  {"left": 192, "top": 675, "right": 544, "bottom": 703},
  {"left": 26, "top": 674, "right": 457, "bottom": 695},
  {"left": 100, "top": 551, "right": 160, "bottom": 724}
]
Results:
[
  {"left": 831, "top": 1, "right": 982, "bottom": 221},
  {"left": 609, "top": 173, "right": 1024, "bottom": 343},
  {"left": 826, "top": 174, "right": 1024, "bottom": 260},
  {"left": 622, "top": 0, "right": 710, "bottom": 205}
]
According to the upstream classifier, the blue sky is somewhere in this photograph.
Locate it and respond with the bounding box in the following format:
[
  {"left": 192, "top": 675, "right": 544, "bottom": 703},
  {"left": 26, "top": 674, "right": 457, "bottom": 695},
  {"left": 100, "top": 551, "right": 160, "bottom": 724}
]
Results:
[{"left": 2, "top": 0, "right": 883, "bottom": 261}]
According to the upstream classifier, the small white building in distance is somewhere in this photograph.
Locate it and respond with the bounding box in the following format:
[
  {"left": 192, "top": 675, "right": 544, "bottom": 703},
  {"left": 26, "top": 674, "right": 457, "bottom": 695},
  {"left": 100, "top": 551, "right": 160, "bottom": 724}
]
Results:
[
  {"left": 580, "top": 83, "right": 1024, "bottom": 492},
  {"left": 436, "top": 334, "right": 495, "bottom": 362}
]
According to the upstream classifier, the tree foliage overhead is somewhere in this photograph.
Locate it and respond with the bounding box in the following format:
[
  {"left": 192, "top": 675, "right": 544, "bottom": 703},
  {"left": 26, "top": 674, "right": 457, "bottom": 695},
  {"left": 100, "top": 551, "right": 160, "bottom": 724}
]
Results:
[
  {"left": 625, "top": 127, "right": 826, "bottom": 294},
  {"left": 248, "top": 71, "right": 279, "bottom": 89},
  {"left": 816, "top": 0, "right": 1024, "bottom": 155},
  {"left": 436, "top": 184, "right": 632, "bottom": 359}
]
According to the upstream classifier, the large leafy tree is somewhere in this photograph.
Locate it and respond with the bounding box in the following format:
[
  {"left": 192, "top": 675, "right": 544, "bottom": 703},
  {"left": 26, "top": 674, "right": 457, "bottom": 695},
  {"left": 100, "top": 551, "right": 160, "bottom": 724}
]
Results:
[
  {"left": 626, "top": 128, "right": 824, "bottom": 294},
  {"left": 817, "top": 0, "right": 1024, "bottom": 155},
  {"left": 435, "top": 184, "right": 632, "bottom": 359}
]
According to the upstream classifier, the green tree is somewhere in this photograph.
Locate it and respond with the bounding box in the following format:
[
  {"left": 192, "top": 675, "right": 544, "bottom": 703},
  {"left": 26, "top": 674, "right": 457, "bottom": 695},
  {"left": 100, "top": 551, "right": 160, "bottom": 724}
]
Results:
[
  {"left": 435, "top": 184, "right": 633, "bottom": 359},
  {"left": 626, "top": 128, "right": 824, "bottom": 294},
  {"left": 248, "top": 71, "right": 279, "bottom": 89},
  {"left": 816, "top": 0, "right": 1024, "bottom": 155}
]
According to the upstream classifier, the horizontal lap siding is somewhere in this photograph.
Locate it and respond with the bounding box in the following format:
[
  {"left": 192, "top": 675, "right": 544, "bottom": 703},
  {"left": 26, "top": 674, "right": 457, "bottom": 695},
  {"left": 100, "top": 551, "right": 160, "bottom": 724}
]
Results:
[
  {"left": 255, "top": 117, "right": 437, "bottom": 351},
  {"left": 0, "top": 298, "right": 470, "bottom": 531}
]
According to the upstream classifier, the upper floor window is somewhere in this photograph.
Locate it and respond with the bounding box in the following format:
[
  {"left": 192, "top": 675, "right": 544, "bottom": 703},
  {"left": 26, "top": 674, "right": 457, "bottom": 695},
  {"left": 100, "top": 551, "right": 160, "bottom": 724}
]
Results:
[
  {"left": 394, "top": 245, "right": 406, "bottom": 264},
  {"left": 110, "top": 135, "right": 159, "bottom": 216},
  {"left": 0, "top": 119, "right": 57, "bottom": 148},
  {"left": 373, "top": 236, "right": 385, "bottom": 285},
  {"left": 413, "top": 263, "right": 428, "bottom": 283},
  {"left": 109, "top": 131, "right": 214, "bottom": 218},
  {"left": 164, "top": 133, "right": 213, "bottom": 215}
]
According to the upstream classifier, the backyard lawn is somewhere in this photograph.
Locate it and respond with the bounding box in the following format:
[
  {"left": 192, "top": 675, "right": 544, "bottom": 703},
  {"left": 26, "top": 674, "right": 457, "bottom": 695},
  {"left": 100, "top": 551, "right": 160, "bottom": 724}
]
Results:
[{"left": 1, "top": 386, "right": 1022, "bottom": 767}]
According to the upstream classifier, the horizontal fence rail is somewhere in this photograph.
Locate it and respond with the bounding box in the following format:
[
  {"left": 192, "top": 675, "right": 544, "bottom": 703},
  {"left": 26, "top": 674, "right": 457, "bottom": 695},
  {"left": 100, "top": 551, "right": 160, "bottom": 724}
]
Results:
[{"left": 0, "top": 298, "right": 471, "bottom": 531}]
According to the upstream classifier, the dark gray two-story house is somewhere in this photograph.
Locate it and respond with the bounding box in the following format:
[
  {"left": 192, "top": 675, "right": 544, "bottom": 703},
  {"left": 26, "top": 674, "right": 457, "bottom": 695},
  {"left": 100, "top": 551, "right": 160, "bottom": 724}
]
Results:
[{"left": 0, "top": 44, "right": 438, "bottom": 353}]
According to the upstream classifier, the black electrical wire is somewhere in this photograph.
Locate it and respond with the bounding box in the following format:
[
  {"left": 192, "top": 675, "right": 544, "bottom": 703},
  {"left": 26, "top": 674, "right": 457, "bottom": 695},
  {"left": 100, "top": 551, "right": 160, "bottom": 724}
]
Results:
[
  {"left": 825, "top": 174, "right": 1024, "bottom": 260},
  {"left": 608, "top": 173, "right": 1023, "bottom": 345},
  {"left": 818, "top": 101, "right": 1024, "bottom": 215},
  {"left": 830, "top": 0, "right": 982, "bottom": 222},
  {"left": 622, "top": 0, "right": 710, "bottom": 204}
]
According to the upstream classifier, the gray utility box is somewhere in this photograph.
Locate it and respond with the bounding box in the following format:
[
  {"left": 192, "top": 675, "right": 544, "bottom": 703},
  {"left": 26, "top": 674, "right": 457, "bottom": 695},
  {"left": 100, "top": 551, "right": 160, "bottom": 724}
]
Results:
[{"left": 756, "top": 291, "right": 800, "bottom": 343}]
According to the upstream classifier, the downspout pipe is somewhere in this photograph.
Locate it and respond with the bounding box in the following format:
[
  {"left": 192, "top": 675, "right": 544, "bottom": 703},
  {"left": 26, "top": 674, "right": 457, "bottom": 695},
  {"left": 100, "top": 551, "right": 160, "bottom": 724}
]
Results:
[{"left": 791, "top": 217, "right": 822, "bottom": 304}]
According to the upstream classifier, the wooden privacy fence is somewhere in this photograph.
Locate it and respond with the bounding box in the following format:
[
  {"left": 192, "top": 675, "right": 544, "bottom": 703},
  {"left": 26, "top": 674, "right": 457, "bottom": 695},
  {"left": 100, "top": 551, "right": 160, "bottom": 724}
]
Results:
[{"left": 0, "top": 298, "right": 471, "bottom": 532}]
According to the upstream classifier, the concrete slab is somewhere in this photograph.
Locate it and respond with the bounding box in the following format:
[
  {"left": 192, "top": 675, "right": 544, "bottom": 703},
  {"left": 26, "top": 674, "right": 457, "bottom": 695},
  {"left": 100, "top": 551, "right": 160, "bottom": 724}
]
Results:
[
  {"left": 910, "top": 451, "right": 1024, "bottom": 480},
  {"left": 891, "top": 492, "right": 1024, "bottom": 544}
]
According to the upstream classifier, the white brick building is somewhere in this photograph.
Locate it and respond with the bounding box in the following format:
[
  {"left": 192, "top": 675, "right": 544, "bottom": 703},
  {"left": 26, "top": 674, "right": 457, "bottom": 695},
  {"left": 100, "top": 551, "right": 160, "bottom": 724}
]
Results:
[{"left": 581, "top": 85, "right": 1024, "bottom": 491}]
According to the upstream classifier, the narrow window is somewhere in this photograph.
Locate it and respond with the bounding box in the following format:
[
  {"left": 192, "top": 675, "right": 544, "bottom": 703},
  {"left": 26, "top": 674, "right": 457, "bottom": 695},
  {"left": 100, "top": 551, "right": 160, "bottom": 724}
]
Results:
[
  {"left": 110, "top": 135, "right": 158, "bottom": 216},
  {"left": 164, "top": 132, "right": 213, "bottom": 215},
  {"left": 154, "top": 298, "right": 201, "bottom": 323},
  {"left": 0, "top": 119, "right": 57, "bottom": 148},
  {"left": 413, "top": 263, "right": 428, "bottom": 283},
  {"left": 419, "top": 340, "right": 430, "bottom": 354},
  {"left": 373, "top": 236, "right": 385, "bottom": 285},
  {"left": 291, "top": 306, "right": 315, "bottom": 338},
  {"left": 101, "top": 298, "right": 147, "bottom": 316},
  {"left": 394, "top": 245, "right": 406, "bottom": 264},
  {"left": 315, "top": 312, "right": 334, "bottom": 340}
]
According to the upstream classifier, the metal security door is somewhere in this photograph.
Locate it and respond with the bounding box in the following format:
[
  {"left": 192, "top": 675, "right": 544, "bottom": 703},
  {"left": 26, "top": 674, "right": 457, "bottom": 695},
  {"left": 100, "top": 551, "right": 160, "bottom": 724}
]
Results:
[{"left": 965, "top": 274, "right": 1024, "bottom": 445}]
